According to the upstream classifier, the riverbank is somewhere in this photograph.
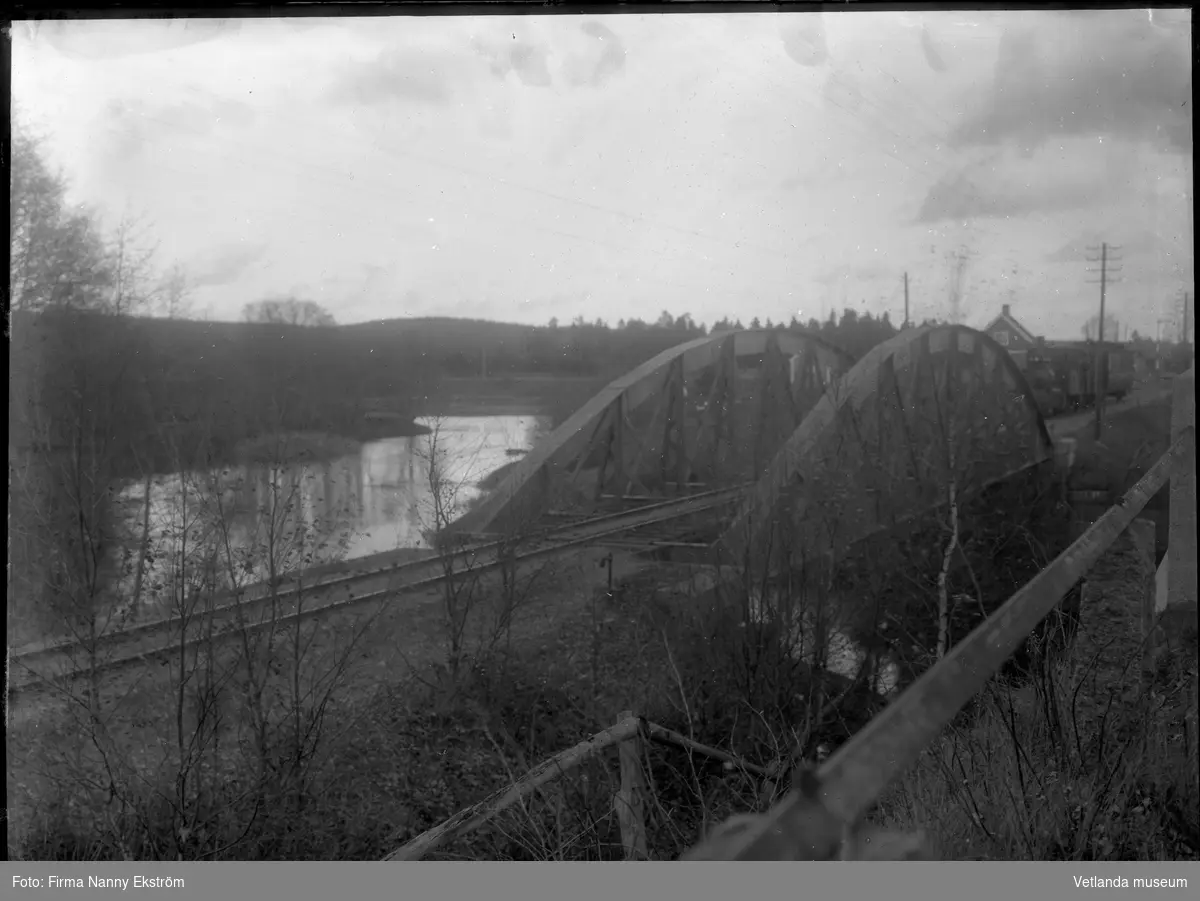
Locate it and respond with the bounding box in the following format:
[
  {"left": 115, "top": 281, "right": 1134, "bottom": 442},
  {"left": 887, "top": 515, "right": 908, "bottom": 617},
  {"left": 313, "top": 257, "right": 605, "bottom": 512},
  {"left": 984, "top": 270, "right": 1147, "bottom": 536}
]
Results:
[
  {"left": 355, "top": 413, "right": 433, "bottom": 441},
  {"left": 419, "top": 374, "right": 607, "bottom": 425},
  {"left": 208, "top": 417, "right": 433, "bottom": 470}
]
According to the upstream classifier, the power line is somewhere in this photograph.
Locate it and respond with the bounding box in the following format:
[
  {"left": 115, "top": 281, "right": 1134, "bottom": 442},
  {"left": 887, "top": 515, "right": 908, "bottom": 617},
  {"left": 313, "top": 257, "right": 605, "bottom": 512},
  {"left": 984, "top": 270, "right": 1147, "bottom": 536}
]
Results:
[
  {"left": 755, "top": 61, "right": 990, "bottom": 259},
  {"left": 44, "top": 53, "right": 998, "bottom": 317},
  {"left": 85, "top": 96, "right": 832, "bottom": 305},
  {"left": 108, "top": 109, "right": 821, "bottom": 305},
  {"left": 120, "top": 156, "right": 762, "bottom": 317},
  {"left": 91, "top": 71, "right": 813, "bottom": 271}
]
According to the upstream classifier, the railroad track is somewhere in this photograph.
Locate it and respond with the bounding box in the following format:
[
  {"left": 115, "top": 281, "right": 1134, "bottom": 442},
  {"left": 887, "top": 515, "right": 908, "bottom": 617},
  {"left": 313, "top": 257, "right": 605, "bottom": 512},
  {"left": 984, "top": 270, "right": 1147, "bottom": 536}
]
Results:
[
  {"left": 1043, "top": 385, "right": 1172, "bottom": 437},
  {"left": 12, "top": 392, "right": 1129, "bottom": 701},
  {"left": 8, "top": 486, "right": 746, "bottom": 698}
]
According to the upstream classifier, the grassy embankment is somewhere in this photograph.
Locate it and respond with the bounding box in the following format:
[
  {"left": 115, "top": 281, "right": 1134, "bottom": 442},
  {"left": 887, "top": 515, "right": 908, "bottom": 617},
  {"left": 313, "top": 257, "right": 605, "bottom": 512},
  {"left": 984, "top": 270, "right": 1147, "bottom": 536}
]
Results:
[
  {"left": 10, "top": 385, "right": 1194, "bottom": 862},
  {"left": 866, "top": 393, "right": 1194, "bottom": 860}
]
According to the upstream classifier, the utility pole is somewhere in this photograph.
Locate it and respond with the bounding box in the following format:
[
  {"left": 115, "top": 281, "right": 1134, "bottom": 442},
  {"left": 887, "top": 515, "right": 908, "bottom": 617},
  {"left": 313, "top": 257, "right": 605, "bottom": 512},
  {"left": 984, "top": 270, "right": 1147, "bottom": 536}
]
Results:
[
  {"left": 1157, "top": 317, "right": 1174, "bottom": 373},
  {"left": 1085, "top": 242, "right": 1123, "bottom": 440},
  {"left": 1180, "top": 289, "right": 1192, "bottom": 347},
  {"left": 903, "top": 272, "right": 910, "bottom": 329},
  {"left": 947, "top": 244, "right": 970, "bottom": 324},
  {"left": 1174, "top": 288, "right": 1193, "bottom": 371}
]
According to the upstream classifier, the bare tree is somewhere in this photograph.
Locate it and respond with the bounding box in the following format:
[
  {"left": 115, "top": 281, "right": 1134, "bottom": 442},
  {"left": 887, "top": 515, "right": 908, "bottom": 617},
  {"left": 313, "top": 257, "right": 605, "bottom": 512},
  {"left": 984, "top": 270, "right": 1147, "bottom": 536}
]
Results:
[
  {"left": 202, "top": 426, "right": 376, "bottom": 851},
  {"left": 9, "top": 126, "right": 112, "bottom": 313},
  {"left": 8, "top": 127, "right": 370, "bottom": 859},
  {"left": 243, "top": 297, "right": 337, "bottom": 328},
  {"left": 414, "top": 416, "right": 546, "bottom": 686},
  {"left": 12, "top": 393, "right": 382, "bottom": 859},
  {"left": 105, "top": 211, "right": 162, "bottom": 316},
  {"left": 416, "top": 416, "right": 481, "bottom": 682},
  {"left": 157, "top": 264, "right": 194, "bottom": 320}
]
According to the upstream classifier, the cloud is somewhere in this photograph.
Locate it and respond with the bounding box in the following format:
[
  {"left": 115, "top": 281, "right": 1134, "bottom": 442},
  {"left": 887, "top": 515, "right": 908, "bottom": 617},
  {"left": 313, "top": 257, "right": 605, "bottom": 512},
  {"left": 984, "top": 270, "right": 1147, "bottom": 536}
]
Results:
[
  {"left": 915, "top": 139, "right": 1134, "bottom": 224},
  {"left": 33, "top": 18, "right": 240, "bottom": 60},
  {"left": 152, "top": 95, "right": 257, "bottom": 134},
  {"left": 920, "top": 24, "right": 947, "bottom": 73},
  {"left": 327, "top": 46, "right": 464, "bottom": 106},
  {"left": 474, "top": 32, "right": 552, "bottom": 88},
  {"left": 1043, "top": 235, "right": 1102, "bottom": 265},
  {"left": 952, "top": 11, "right": 1191, "bottom": 154},
  {"left": 778, "top": 172, "right": 820, "bottom": 193},
  {"left": 473, "top": 20, "right": 626, "bottom": 92},
  {"left": 190, "top": 241, "right": 270, "bottom": 288},
  {"left": 816, "top": 262, "right": 894, "bottom": 286},
  {"left": 1044, "top": 231, "right": 1186, "bottom": 271},
  {"left": 562, "top": 21, "right": 627, "bottom": 88},
  {"left": 780, "top": 17, "right": 829, "bottom": 67},
  {"left": 917, "top": 167, "right": 1095, "bottom": 223},
  {"left": 97, "top": 93, "right": 258, "bottom": 172}
]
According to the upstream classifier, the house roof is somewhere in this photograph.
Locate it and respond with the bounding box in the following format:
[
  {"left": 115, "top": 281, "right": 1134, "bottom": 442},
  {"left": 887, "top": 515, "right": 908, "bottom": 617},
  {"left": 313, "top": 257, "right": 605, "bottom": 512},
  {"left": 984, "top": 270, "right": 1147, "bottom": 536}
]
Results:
[{"left": 983, "top": 310, "right": 1037, "bottom": 344}]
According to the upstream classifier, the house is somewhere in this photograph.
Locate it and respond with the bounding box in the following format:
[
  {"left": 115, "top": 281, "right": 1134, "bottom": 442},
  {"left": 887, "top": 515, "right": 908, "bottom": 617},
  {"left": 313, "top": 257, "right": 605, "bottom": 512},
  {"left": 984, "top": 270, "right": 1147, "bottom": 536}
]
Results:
[{"left": 981, "top": 303, "right": 1038, "bottom": 368}]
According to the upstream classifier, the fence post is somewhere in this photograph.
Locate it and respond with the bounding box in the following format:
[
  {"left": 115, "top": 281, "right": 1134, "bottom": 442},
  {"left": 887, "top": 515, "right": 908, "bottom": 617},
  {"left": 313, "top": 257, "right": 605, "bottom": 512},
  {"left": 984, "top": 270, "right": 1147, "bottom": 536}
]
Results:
[
  {"left": 1166, "top": 368, "right": 1198, "bottom": 798},
  {"left": 1189, "top": 672, "right": 1199, "bottom": 801},
  {"left": 1054, "top": 436, "right": 1077, "bottom": 490},
  {"left": 1163, "top": 367, "right": 1197, "bottom": 649},
  {"left": 1132, "top": 520, "right": 1161, "bottom": 681},
  {"left": 615, "top": 710, "right": 648, "bottom": 860}
]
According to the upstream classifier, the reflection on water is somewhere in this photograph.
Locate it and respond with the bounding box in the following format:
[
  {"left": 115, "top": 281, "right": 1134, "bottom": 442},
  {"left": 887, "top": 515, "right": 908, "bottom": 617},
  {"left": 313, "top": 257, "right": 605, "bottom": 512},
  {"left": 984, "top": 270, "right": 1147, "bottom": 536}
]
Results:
[
  {"left": 116, "top": 415, "right": 547, "bottom": 611},
  {"left": 356, "top": 415, "right": 547, "bottom": 553}
]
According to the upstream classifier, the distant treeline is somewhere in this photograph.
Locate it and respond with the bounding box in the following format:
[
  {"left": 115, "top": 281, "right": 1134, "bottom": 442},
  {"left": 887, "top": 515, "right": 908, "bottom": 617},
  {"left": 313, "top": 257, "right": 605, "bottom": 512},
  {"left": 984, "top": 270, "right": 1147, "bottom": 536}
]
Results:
[
  {"left": 352, "top": 307, "right": 903, "bottom": 379},
  {"left": 9, "top": 306, "right": 905, "bottom": 478},
  {"left": 10, "top": 310, "right": 433, "bottom": 476}
]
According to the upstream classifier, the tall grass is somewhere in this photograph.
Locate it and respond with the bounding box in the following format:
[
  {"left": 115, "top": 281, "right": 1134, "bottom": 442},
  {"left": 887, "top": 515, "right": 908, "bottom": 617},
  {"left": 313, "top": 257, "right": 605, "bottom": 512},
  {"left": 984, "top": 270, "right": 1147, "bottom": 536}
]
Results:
[{"left": 10, "top": 453, "right": 1196, "bottom": 861}]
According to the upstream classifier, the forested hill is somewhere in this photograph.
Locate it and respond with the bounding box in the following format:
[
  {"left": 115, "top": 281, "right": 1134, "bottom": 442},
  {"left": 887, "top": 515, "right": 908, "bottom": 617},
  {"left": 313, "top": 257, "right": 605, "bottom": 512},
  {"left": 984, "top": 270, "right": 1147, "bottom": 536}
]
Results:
[
  {"left": 336, "top": 307, "right": 897, "bottom": 376},
  {"left": 11, "top": 305, "right": 896, "bottom": 386},
  {"left": 8, "top": 308, "right": 896, "bottom": 477}
]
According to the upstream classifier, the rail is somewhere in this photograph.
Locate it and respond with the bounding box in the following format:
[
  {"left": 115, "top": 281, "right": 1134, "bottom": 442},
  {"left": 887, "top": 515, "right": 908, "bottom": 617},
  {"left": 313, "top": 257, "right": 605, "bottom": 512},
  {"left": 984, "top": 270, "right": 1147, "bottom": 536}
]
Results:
[
  {"left": 8, "top": 487, "right": 747, "bottom": 696},
  {"left": 380, "top": 367, "right": 1197, "bottom": 861}
]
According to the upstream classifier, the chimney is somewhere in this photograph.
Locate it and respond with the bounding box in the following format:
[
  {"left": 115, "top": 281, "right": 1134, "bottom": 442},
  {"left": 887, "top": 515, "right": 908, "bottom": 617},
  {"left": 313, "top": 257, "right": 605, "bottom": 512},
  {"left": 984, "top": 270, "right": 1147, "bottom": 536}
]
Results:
[{"left": 1001, "top": 303, "right": 1011, "bottom": 317}]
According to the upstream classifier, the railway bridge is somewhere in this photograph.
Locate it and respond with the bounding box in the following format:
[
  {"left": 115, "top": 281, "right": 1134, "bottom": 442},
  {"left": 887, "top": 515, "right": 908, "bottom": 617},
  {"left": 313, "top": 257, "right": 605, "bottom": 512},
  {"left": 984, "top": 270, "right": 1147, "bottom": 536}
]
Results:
[
  {"left": 9, "top": 324, "right": 1061, "bottom": 698},
  {"left": 448, "top": 324, "right": 1055, "bottom": 574}
]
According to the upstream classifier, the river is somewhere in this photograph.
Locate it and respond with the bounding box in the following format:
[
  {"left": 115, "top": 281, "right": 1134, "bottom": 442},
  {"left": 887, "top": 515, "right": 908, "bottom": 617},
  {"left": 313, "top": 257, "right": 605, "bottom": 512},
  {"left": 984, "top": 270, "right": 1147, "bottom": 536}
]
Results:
[{"left": 113, "top": 414, "right": 549, "bottom": 617}]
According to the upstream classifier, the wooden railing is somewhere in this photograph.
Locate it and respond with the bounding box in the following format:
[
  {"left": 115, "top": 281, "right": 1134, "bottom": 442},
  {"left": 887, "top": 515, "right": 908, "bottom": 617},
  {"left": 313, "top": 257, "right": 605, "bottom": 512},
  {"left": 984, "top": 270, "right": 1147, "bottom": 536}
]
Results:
[
  {"left": 380, "top": 711, "right": 769, "bottom": 861},
  {"left": 381, "top": 367, "right": 1197, "bottom": 862}
]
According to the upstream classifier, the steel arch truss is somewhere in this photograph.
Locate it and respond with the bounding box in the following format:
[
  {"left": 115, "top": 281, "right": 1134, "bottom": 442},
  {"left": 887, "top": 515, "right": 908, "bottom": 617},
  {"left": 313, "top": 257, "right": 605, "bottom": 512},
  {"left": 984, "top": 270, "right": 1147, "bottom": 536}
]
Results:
[
  {"left": 450, "top": 330, "right": 855, "bottom": 538},
  {"left": 715, "top": 324, "right": 1055, "bottom": 573}
]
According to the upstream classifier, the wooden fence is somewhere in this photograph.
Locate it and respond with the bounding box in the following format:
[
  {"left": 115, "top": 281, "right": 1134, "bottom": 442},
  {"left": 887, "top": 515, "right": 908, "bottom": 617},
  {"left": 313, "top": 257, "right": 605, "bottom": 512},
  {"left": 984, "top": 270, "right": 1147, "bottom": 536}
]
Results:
[
  {"left": 381, "top": 711, "right": 773, "bottom": 861},
  {"left": 382, "top": 367, "right": 1197, "bottom": 862}
]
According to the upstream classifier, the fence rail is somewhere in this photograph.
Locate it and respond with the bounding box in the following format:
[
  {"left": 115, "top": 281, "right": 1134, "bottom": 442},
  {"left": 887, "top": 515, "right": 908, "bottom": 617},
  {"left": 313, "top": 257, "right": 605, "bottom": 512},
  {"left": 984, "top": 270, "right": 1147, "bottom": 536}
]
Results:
[
  {"left": 381, "top": 367, "right": 1196, "bottom": 862},
  {"left": 381, "top": 711, "right": 765, "bottom": 861}
]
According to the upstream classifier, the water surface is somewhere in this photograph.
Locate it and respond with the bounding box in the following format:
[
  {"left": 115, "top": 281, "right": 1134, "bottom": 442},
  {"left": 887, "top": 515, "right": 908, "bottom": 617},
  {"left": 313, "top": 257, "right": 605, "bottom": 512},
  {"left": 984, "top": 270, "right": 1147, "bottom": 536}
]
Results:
[{"left": 115, "top": 415, "right": 548, "bottom": 614}]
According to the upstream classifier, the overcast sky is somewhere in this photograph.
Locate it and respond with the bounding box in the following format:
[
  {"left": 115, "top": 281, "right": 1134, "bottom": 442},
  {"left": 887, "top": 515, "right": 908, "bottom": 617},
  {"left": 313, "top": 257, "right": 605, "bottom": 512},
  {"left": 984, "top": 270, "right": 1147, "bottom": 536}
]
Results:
[{"left": 12, "top": 9, "right": 1193, "bottom": 339}]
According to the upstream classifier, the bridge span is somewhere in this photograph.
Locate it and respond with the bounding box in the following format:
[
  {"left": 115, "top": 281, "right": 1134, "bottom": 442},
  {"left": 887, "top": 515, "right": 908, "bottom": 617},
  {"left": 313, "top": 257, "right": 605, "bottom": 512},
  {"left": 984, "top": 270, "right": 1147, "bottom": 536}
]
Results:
[
  {"left": 453, "top": 325, "right": 1056, "bottom": 573},
  {"left": 447, "top": 329, "right": 855, "bottom": 542}
]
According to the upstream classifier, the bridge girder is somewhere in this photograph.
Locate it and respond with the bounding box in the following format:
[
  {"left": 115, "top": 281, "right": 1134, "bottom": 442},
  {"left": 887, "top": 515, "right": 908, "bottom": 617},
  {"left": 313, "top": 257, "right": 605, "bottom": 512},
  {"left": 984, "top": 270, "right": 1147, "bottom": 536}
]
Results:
[
  {"left": 450, "top": 329, "right": 855, "bottom": 539},
  {"left": 714, "top": 324, "right": 1055, "bottom": 573}
]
